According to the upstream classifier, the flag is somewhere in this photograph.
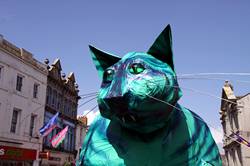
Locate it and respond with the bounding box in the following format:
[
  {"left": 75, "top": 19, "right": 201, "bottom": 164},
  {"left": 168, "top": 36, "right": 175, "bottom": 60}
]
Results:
[
  {"left": 39, "top": 112, "right": 59, "bottom": 137},
  {"left": 233, "top": 131, "right": 250, "bottom": 147},
  {"left": 51, "top": 126, "right": 68, "bottom": 148}
]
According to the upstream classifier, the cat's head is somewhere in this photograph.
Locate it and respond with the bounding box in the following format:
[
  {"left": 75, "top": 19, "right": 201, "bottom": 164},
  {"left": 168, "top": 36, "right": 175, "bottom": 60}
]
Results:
[{"left": 90, "top": 25, "right": 182, "bottom": 133}]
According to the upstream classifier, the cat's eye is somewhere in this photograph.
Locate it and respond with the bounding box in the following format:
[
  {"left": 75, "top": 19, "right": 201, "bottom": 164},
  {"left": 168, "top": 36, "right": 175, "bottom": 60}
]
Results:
[
  {"left": 103, "top": 69, "right": 114, "bottom": 83},
  {"left": 129, "top": 63, "right": 145, "bottom": 74}
]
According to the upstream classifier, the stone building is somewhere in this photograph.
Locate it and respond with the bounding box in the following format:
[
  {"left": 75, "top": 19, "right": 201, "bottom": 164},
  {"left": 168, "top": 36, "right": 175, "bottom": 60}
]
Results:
[
  {"left": 75, "top": 116, "right": 87, "bottom": 162},
  {"left": 220, "top": 81, "right": 250, "bottom": 166},
  {"left": 41, "top": 59, "right": 80, "bottom": 166},
  {"left": 0, "top": 35, "right": 47, "bottom": 166}
]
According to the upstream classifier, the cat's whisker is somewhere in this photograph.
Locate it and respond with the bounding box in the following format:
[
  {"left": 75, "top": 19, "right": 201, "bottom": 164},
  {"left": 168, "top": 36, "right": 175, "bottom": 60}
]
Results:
[
  {"left": 165, "top": 74, "right": 250, "bottom": 85},
  {"left": 129, "top": 76, "right": 250, "bottom": 110},
  {"left": 178, "top": 72, "right": 250, "bottom": 77},
  {"left": 117, "top": 74, "right": 250, "bottom": 86},
  {"left": 79, "top": 93, "right": 99, "bottom": 100},
  {"left": 145, "top": 94, "right": 244, "bottom": 147},
  {"left": 78, "top": 96, "right": 98, "bottom": 109},
  {"left": 129, "top": 77, "right": 247, "bottom": 146},
  {"left": 78, "top": 95, "right": 98, "bottom": 101},
  {"left": 82, "top": 104, "right": 98, "bottom": 117},
  {"left": 128, "top": 73, "right": 250, "bottom": 85},
  {"left": 79, "top": 91, "right": 99, "bottom": 97},
  {"left": 80, "top": 94, "right": 98, "bottom": 99},
  {"left": 177, "top": 76, "right": 250, "bottom": 84},
  {"left": 136, "top": 77, "right": 248, "bottom": 109}
]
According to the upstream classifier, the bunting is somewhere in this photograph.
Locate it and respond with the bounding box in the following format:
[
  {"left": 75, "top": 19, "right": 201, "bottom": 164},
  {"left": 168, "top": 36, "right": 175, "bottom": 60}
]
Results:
[
  {"left": 51, "top": 126, "right": 69, "bottom": 148},
  {"left": 233, "top": 131, "right": 250, "bottom": 147},
  {"left": 39, "top": 112, "right": 59, "bottom": 137}
]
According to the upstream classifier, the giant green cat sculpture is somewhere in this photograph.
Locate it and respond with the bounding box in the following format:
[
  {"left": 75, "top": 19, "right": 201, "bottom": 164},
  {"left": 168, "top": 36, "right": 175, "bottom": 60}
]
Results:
[{"left": 78, "top": 25, "right": 222, "bottom": 166}]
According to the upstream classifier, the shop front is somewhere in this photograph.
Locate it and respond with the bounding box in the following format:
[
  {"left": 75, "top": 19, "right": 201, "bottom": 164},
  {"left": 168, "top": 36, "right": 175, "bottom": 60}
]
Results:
[
  {"left": 0, "top": 145, "right": 37, "bottom": 166},
  {"left": 40, "top": 150, "right": 76, "bottom": 166}
]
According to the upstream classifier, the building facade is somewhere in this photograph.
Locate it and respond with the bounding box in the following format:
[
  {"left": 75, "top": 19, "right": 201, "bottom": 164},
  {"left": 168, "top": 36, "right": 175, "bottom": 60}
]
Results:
[
  {"left": 41, "top": 59, "right": 80, "bottom": 166},
  {"left": 75, "top": 116, "right": 87, "bottom": 162},
  {"left": 220, "top": 81, "right": 250, "bottom": 166},
  {"left": 0, "top": 35, "right": 47, "bottom": 166}
]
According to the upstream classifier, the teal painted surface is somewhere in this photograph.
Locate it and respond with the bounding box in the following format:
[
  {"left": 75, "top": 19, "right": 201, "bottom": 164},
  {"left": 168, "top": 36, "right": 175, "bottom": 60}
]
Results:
[
  {"left": 78, "top": 25, "right": 221, "bottom": 166},
  {"left": 79, "top": 106, "right": 221, "bottom": 166}
]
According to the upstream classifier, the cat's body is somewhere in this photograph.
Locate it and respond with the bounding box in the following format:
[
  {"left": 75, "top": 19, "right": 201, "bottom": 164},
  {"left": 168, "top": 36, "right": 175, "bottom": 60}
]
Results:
[{"left": 78, "top": 25, "right": 222, "bottom": 166}]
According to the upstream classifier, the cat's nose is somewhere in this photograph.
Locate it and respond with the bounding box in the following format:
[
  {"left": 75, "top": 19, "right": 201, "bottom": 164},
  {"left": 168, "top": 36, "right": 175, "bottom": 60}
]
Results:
[
  {"left": 103, "top": 95, "right": 129, "bottom": 111},
  {"left": 104, "top": 96, "right": 126, "bottom": 106}
]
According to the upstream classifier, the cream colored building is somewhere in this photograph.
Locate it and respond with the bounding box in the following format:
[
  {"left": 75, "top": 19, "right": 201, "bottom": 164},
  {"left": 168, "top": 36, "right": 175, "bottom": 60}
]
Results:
[
  {"left": 0, "top": 35, "right": 47, "bottom": 166},
  {"left": 220, "top": 81, "right": 250, "bottom": 166},
  {"left": 75, "top": 116, "right": 87, "bottom": 162}
]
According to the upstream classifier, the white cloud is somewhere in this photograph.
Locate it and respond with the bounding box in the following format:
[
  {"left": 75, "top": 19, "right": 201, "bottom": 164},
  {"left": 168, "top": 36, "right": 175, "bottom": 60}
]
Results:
[
  {"left": 78, "top": 108, "right": 100, "bottom": 126},
  {"left": 210, "top": 126, "right": 223, "bottom": 144},
  {"left": 86, "top": 110, "right": 99, "bottom": 126},
  {"left": 209, "top": 126, "right": 224, "bottom": 154}
]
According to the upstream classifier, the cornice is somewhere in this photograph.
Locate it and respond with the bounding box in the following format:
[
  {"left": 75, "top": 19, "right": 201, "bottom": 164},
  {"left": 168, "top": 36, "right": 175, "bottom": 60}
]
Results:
[{"left": 0, "top": 38, "right": 47, "bottom": 75}]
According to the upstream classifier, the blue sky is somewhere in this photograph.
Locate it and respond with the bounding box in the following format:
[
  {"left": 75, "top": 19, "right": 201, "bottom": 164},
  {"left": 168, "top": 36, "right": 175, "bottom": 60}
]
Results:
[{"left": 1, "top": 0, "right": 250, "bottom": 145}]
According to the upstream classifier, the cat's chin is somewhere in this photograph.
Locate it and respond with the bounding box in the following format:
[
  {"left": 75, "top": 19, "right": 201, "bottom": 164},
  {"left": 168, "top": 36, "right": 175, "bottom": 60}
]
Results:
[
  {"left": 98, "top": 94, "right": 178, "bottom": 133},
  {"left": 120, "top": 122, "right": 170, "bottom": 139},
  {"left": 101, "top": 105, "right": 175, "bottom": 134},
  {"left": 117, "top": 115, "right": 172, "bottom": 134}
]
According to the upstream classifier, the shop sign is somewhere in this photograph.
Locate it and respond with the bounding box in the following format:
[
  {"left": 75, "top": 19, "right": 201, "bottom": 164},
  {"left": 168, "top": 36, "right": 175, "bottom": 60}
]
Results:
[
  {"left": 0, "top": 146, "right": 36, "bottom": 161},
  {"left": 39, "top": 151, "right": 50, "bottom": 159},
  {"left": 0, "top": 148, "right": 4, "bottom": 156},
  {"left": 49, "top": 156, "right": 61, "bottom": 161}
]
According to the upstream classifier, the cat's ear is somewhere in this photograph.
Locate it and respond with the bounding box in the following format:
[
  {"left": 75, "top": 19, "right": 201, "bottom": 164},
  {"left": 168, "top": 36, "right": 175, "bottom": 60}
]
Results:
[
  {"left": 147, "top": 24, "right": 175, "bottom": 71},
  {"left": 89, "top": 45, "right": 121, "bottom": 78}
]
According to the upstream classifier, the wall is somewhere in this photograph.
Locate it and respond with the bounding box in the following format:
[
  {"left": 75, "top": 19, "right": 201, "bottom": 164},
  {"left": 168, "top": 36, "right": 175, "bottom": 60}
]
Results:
[{"left": 0, "top": 38, "right": 47, "bottom": 166}]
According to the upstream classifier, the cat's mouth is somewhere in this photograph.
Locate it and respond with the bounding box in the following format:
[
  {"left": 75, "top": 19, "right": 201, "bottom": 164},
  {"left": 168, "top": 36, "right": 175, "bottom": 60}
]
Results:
[
  {"left": 112, "top": 108, "right": 173, "bottom": 133},
  {"left": 118, "top": 113, "right": 137, "bottom": 123},
  {"left": 100, "top": 95, "right": 174, "bottom": 130},
  {"left": 99, "top": 96, "right": 174, "bottom": 133}
]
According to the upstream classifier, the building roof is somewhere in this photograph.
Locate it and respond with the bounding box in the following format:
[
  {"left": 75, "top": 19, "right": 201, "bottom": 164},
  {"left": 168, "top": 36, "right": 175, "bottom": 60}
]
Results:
[
  {"left": 51, "top": 58, "right": 62, "bottom": 71},
  {"left": 0, "top": 35, "right": 47, "bottom": 75},
  {"left": 236, "top": 93, "right": 250, "bottom": 100}
]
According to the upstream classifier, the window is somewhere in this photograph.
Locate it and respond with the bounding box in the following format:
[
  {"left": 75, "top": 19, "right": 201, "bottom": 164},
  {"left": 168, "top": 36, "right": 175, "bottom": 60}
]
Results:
[
  {"left": 46, "top": 86, "right": 52, "bottom": 105},
  {"left": 57, "top": 93, "right": 62, "bottom": 111},
  {"left": 72, "top": 104, "right": 75, "bottom": 117},
  {"left": 71, "top": 102, "right": 75, "bottom": 117},
  {"left": 29, "top": 115, "right": 36, "bottom": 136},
  {"left": 69, "top": 127, "right": 75, "bottom": 151},
  {"left": 52, "top": 90, "right": 57, "bottom": 108},
  {"left": 10, "top": 109, "right": 20, "bottom": 133},
  {"left": 33, "top": 84, "right": 39, "bottom": 98},
  {"left": 44, "top": 112, "right": 53, "bottom": 147},
  {"left": 68, "top": 128, "right": 72, "bottom": 151},
  {"left": 68, "top": 101, "right": 72, "bottom": 117},
  {"left": 73, "top": 103, "right": 77, "bottom": 117},
  {"left": 64, "top": 126, "right": 75, "bottom": 151},
  {"left": 64, "top": 99, "right": 68, "bottom": 114},
  {"left": 67, "top": 101, "right": 71, "bottom": 116},
  {"left": 16, "top": 75, "right": 23, "bottom": 91}
]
